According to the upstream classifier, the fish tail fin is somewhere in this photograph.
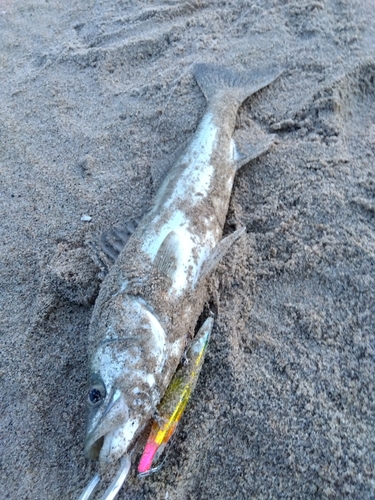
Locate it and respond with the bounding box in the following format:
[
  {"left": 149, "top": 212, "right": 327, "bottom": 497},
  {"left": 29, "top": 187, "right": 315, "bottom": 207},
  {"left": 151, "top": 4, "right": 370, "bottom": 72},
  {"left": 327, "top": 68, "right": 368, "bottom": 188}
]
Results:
[{"left": 193, "top": 63, "right": 283, "bottom": 105}]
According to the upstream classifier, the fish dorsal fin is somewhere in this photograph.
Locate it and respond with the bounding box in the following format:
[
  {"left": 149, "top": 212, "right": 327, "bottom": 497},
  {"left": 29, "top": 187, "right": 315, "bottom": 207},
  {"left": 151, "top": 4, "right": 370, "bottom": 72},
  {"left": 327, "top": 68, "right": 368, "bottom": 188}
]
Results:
[
  {"left": 198, "top": 227, "right": 246, "bottom": 285},
  {"left": 154, "top": 231, "right": 180, "bottom": 280},
  {"left": 233, "top": 128, "right": 275, "bottom": 170},
  {"left": 88, "top": 217, "right": 141, "bottom": 277}
]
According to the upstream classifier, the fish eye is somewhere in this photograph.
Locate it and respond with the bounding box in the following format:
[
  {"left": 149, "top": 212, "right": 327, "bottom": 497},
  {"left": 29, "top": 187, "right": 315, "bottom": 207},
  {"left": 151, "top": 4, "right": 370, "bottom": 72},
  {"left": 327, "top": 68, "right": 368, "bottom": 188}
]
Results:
[{"left": 88, "top": 380, "right": 106, "bottom": 407}]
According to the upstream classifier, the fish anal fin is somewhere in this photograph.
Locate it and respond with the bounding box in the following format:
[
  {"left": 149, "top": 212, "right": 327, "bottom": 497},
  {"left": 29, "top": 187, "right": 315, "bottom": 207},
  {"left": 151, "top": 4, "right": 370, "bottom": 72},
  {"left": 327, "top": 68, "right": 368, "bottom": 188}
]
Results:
[
  {"left": 154, "top": 231, "right": 180, "bottom": 280},
  {"left": 88, "top": 216, "right": 141, "bottom": 277},
  {"left": 199, "top": 227, "right": 246, "bottom": 284},
  {"left": 233, "top": 127, "right": 275, "bottom": 170}
]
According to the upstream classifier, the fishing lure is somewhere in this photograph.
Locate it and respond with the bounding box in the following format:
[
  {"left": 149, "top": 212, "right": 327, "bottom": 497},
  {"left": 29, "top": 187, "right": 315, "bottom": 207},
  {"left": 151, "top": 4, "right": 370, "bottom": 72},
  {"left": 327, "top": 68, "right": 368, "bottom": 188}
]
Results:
[{"left": 138, "top": 316, "right": 212, "bottom": 475}]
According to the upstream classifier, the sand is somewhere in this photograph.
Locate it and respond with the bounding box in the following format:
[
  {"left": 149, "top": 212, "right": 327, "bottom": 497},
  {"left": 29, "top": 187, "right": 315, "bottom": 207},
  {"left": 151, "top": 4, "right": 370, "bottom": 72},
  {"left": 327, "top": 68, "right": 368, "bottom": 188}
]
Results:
[{"left": 0, "top": 1, "right": 374, "bottom": 499}]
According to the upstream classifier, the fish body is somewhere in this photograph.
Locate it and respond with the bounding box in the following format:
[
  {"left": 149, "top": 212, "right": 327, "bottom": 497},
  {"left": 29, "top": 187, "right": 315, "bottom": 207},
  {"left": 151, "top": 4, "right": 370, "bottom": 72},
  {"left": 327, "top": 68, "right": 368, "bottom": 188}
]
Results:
[{"left": 84, "top": 63, "right": 281, "bottom": 463}]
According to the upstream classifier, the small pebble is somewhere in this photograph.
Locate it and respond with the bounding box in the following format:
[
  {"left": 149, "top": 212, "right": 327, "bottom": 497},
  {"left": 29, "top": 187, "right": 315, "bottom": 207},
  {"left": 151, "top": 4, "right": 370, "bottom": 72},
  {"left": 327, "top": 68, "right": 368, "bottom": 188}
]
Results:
[{"left": 81, "top": 214, "right": 92, "bottom": 222}]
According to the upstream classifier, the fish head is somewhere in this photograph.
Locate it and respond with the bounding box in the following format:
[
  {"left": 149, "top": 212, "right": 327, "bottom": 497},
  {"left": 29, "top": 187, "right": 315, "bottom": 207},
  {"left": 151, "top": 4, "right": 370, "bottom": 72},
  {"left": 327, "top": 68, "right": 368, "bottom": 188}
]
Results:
[
  {"left": 84, "top": 296, "right": 166, "bottom": 463},
  {"left": 84, "top": 340, "right": 158, "bottom": 463}
]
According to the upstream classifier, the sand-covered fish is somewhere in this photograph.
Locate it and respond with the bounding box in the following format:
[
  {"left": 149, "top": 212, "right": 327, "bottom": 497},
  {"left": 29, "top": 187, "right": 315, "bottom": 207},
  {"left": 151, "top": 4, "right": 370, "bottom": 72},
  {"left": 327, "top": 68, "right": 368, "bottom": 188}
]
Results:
[{"left": 84, "top": 63, "right": 281, "bottom": 466}]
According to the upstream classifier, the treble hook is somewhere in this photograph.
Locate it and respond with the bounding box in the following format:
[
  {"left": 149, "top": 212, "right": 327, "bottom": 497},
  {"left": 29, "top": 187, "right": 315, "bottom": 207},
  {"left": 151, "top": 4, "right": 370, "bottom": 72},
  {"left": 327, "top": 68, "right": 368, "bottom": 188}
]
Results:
[{"left": 77, "top": 455, "right": 131, "bottom": 500}]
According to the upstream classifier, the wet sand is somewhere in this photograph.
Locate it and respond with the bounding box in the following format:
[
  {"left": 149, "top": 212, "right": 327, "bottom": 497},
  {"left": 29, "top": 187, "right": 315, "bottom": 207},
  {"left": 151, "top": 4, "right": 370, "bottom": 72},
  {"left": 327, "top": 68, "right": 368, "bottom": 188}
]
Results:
[{"left": 0, "top": 1, "right": 374, "bottom": 498}]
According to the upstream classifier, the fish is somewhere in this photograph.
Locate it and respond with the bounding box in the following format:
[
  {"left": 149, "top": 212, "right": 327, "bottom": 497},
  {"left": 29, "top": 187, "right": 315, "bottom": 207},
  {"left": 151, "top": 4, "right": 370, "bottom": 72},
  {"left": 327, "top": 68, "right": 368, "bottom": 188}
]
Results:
[{"left": 84, "top": 63, "right": 282, "bottom": 465}]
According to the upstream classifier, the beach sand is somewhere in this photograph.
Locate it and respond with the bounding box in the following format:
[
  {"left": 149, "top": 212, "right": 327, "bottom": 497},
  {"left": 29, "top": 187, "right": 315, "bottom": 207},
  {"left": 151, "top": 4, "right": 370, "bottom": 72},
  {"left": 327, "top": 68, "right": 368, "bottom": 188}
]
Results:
[{"left": 0, "top": 1, "right": 374, "bottom": 498}]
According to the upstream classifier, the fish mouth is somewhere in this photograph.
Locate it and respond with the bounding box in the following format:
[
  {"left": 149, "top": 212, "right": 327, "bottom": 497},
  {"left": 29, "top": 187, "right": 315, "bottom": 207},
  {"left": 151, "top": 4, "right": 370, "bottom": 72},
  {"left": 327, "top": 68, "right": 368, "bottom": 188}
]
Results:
[
  {"left": 85, "top": 418, "right": 141, "bottom": 463},
  {"left": 84, "top": 434, "right": 105, "bottom": 460},
  {"left": 84, "top": 429, "right": 118, "bottom": 462},
  {"left": 84, "top": 388, "right": 142, "bottom": 463},
  {"left": 84, "top": 388, "right": 130, "bottom": 462}
]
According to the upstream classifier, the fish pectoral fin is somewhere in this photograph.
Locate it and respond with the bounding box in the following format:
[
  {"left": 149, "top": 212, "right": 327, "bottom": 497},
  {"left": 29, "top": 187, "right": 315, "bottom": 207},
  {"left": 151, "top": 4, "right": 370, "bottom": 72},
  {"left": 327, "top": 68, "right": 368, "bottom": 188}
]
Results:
[
  {"left": 154, "top": 231, "right": 181, "bottom": 280},
  {"left": 233, "top": 127, "right": 275, "bottom": 170},
  {"left": 88, "top": 217, "right": 141, "bottom": 277},
  {"left": 198, "top": 227, "right": 246, "bottom": 284}
]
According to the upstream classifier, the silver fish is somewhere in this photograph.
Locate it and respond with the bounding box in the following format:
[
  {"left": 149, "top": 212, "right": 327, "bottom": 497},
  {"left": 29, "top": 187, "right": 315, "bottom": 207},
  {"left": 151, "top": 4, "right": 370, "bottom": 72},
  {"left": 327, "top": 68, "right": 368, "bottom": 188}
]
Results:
[{"left": 84, "top": 63, "right": 281, "bottom": 464}]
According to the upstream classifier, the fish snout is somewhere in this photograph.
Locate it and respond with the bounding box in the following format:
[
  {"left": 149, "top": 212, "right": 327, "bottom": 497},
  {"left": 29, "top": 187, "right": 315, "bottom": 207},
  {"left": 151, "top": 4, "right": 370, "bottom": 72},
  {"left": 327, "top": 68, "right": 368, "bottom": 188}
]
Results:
[{"left": 84, "top": 388, "right": 130, "bottom": 461}]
